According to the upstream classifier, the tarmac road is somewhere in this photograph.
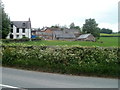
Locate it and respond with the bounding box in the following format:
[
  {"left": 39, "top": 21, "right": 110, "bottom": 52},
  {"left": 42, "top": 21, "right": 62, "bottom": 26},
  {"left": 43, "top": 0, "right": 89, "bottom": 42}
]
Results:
[{"left": 1, "top": 67, "right": 118, "bottom": 88}]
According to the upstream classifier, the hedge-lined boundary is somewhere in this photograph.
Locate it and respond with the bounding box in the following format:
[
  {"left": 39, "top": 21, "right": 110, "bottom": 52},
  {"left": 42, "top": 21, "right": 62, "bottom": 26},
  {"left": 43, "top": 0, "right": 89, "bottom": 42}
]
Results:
[
  {"left": 2, "top": 46, "right": 120, "bottom": 78},
  {"left": 1, "top": 38, "right": 42, "bottom": 43}
]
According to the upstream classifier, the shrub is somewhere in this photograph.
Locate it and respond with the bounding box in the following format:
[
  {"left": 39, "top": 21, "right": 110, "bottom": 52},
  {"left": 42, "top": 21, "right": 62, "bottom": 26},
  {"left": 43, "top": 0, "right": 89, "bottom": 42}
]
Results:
[
  {"left": 2, "top": 38, "right": 30, "bottom": 43},
  {"left": 1, "top": 46, "right": 119, "bottom": 77}
]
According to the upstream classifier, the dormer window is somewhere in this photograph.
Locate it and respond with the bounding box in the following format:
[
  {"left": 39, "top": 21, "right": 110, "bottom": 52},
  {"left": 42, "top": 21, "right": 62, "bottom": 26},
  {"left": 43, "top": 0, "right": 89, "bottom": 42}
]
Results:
[{"left": 22, "top": 23, "right": 26, "bottom": 26}]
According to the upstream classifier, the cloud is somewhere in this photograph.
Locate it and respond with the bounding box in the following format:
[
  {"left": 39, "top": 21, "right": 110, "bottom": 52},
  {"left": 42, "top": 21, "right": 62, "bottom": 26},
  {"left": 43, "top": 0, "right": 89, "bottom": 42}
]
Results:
[
  {"left": 99, "top": 23, "right": 118, "bottom": 32},
  {"left": 2, "top": 0, "right": 119, "bottom": 32}
]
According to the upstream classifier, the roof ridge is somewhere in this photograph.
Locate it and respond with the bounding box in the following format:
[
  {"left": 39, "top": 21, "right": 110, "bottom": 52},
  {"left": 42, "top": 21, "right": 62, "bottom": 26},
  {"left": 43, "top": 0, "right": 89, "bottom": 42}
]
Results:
[{"left": 12, "top": 21, "right": 29, "bottom": 22}]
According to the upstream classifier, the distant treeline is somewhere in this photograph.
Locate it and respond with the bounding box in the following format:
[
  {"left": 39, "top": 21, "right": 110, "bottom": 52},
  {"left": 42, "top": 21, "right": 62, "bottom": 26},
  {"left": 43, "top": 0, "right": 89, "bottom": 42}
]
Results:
[
  {"left": 100, "top": 28, "right": 113, "bottom": 34},
  {"left": 100, "top": 36, "right": 120, "bottom": 37}
]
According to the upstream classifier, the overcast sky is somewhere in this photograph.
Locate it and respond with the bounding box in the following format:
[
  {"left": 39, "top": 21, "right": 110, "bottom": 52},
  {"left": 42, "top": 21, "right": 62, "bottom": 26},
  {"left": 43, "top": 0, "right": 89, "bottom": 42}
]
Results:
[{"left": 2, "top": 0, "right": 119, "bottom": 32}]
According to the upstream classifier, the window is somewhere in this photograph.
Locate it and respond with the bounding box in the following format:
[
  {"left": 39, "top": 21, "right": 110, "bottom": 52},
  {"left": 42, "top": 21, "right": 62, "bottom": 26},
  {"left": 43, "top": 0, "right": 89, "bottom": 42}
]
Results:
[
  {"left": 16, "top": 35, "right": 19, "bottom": 38},
  {"left": 11, "top": 29, "right": 13, "bottom": 33},
  {"left": 11, "top": 24, "right": 13, "bottom": 33},
  {"left": 10, "top": 34, "right": 13, "bottom": 39},
  {"left": 17, "top": 28, "right": 19, "bottom": 33},
  {"left": 11, "top": 24, "right": 13, "bottom": 28},
  {"left": 22, "top": 28, "right": 25, "bottom": 33}
]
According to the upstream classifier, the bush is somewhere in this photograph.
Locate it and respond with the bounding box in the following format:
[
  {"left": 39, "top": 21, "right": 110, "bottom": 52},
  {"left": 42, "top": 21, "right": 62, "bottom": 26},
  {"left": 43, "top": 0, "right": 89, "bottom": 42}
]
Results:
[
  {"left": 2, "top": 38, "right": 42, "bottom": 43},
  {"left": 22, "top": 36, "right": 29, "bottom": 39},
  {"left": 1, "top": 46, "right": 119, "bottom": 77},
  {"left": 2, "top": 39, "right": 30, "bottom": 43}
]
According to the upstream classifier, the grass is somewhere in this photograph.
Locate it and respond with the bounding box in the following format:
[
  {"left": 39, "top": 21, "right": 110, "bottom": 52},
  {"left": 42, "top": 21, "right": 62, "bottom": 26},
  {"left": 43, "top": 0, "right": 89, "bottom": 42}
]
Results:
[
  {"left": 100, "top": 33, "right": 120, "bottom": 36},
  {"left": 2, "top": 37, "right": 119, "bottom": 78},
  {"left": 3, "top": 37, "right": 118, "bottom": 47}
]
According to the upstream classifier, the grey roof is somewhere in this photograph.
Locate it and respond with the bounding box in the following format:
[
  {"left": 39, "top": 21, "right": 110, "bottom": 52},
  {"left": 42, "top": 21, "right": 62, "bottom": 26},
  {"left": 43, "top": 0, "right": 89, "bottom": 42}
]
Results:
[
  {"left": 39, "top": 32, "right": 52, "bottom": 36},
  {"left": 64, "top": 29, "right": 80, "bottom": 33},
  {"left": 54, "top": 31, "right": 63, "bottom": 35},
  {"left": 11, "top": 21, "right": 31, "bottom": 29},
  {"left": 56, "top": 34, "right": 76, "bottom": 38},
  {"left": 77, "top": 34, "right": 91, "bottom": 39},
  {"left": 54, "top": 31, "right": 75, "bottom": 38},
  {"left": 48, "top": 27, "right": 61, "bottom": 31}
]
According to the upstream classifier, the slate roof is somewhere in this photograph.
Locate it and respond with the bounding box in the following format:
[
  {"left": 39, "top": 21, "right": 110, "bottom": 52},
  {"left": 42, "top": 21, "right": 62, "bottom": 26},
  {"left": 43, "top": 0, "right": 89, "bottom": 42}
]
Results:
[
  {"left": 64, "top": 29, "right": 80, "bottom": 33},
  {"left": 54, "top": 31, "right": 63, "bottom": 35},
  {"left": 54, "top": 31, "right": 76, "bottom": 39},
  {"left": 48, "top": 27, "right": 61, "bottom": 31},
  {"left": 11, "top": 21, "right": 31, "bottom": 29},
  {"left": 57, "top": 34, "right": 75, "bottom": 38},
  {"left": 39, "top": 32, "right": 53, "bottom": 36},
  {"left": 77, "top": 34, "right": 91, "bottom": 39}
]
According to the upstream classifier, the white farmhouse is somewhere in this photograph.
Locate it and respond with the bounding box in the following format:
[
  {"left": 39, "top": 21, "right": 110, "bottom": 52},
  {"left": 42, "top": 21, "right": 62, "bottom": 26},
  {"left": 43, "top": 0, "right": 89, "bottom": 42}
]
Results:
[{"left": 7, "top": 18, "right": 31, "bottom": 39}]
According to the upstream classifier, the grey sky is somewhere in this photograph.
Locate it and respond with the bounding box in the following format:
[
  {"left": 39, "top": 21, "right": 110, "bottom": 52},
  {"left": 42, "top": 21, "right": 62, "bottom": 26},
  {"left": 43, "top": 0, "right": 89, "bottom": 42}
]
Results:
[{"left": 2, "top": 0, "right": 119, "bottom": 32}]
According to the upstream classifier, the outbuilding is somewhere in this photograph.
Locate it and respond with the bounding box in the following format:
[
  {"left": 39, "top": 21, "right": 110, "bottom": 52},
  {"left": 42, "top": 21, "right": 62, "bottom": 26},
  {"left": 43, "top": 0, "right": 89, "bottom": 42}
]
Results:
[{"left": 77, "top": 34, "right": 96, "bottom": 41}]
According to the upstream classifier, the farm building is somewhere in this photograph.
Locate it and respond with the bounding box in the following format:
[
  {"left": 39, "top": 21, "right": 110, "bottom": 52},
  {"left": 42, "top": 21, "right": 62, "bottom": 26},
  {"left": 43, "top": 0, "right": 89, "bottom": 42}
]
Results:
[
  {"left": 7, "top": 18, "right": 31, "bottom": 39},
  {"left": 54, "top": 31, "right": 76, "bottom": 41},
  {"left": 63, "top": 29, "right": 81, "bottom": 37},
  {"left": 31, "top": 27, "right": 80, "bottom": 40},
  {"left": 77, "top": 34, "right": 96, "bottom": 41},
  {"left": 32, "top": 27, "right": 54, "bottom": 40}
]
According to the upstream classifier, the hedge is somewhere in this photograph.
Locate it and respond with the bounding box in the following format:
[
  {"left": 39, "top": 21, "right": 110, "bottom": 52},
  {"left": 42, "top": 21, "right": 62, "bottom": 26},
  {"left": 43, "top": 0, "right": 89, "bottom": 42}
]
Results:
[
  {"left": 1, "top": 38, "right": 42, "bottom": 43},
  {"left": 1, "top": 46, "right": 120, "bottom": 78}
]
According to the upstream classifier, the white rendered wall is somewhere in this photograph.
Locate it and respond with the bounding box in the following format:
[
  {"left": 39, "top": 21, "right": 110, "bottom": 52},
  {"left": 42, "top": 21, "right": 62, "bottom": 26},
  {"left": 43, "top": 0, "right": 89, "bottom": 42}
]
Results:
[{"left": 7, "top": 25, "right": 31, "bottom": 39}]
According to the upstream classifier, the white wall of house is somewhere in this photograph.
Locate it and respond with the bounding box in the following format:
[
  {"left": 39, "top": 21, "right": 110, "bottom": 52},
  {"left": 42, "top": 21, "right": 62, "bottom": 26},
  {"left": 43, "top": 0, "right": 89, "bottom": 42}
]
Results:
[{"left": 7, "top": 25, "right": 31, "bottom": 39}]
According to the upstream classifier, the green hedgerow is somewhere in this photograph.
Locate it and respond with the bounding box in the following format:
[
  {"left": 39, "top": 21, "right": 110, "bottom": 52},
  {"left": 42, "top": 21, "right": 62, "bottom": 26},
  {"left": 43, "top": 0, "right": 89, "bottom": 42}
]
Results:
[{"left": 2, "top": 46, "right": 119, "bottom": 77}]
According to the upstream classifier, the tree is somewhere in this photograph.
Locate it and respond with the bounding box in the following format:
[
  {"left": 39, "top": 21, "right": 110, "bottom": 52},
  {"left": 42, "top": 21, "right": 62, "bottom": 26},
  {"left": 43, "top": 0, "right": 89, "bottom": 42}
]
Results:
[
  {"left": 69, "top": 22, "right": 75, "bottom": 29},
  {"left": 51, "top": 24, "right": 60, "bottom": 28},
  {"left": 100, "top": 28, "right": 113, "bottom": 34},
  {"left": 82, "top": 18, "right": 100, "bottom": 39},
  {"left": 0, "top": 1, "right": 10, "bottom": 39},
  {"left": 74, "top": 26, "right": 81, "bottom": 30},
  {"left": 60, "top": 25, "right": 68, "bottom": 30},
  {"left": 69, "top": 22, "right": 81, "bottom": 32}
]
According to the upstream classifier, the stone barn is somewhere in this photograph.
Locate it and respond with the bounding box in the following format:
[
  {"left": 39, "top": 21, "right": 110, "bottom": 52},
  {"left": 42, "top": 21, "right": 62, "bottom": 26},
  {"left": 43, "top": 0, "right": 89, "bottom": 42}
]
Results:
[{"left": 77, "top": 34, "right": 96, "bottom": 41}]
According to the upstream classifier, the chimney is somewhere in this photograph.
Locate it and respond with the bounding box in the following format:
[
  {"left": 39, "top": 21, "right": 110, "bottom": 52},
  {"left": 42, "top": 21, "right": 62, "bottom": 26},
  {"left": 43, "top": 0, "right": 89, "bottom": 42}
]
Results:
[
  {"left": 28, "top": 18, "right": 31, "bottom": 29},
  {"left": 28, "top": 18, "right": 31, "bottom": 22}
]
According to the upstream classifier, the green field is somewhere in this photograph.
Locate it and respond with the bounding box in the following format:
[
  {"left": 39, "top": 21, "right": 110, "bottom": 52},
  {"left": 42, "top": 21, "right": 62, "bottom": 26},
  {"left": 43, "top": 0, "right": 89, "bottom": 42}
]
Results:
[
  {"left": 3, "top": 37, "right": 118, "bottom": 47},
  {"left": 100, "top": 33, "right": 120, "bottom": 36},
  {"left": 2, "top": 37, "right": 119, "bottom": 78}
]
